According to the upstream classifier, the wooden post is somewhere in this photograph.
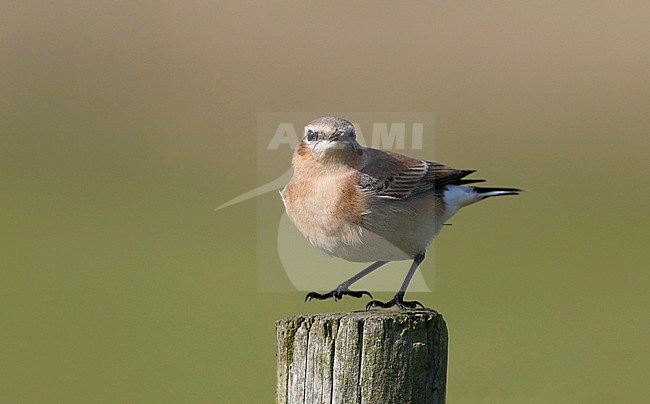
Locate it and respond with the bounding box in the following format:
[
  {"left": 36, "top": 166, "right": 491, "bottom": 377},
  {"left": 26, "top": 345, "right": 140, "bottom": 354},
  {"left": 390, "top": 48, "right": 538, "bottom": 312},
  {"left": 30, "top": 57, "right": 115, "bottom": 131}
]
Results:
[{"left": 276, "top": 310, "right": 448, "bottom": 403}]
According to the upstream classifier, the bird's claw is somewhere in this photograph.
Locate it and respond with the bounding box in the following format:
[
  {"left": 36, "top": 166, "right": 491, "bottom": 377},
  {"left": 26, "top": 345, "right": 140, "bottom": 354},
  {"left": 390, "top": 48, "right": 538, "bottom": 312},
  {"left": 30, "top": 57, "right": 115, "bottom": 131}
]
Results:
[
  {"left": 365, "top": 292, "right": 425, "bottom": 310},
  {"left": 305, "top": 287, "right": 373, "bottom": 302}
]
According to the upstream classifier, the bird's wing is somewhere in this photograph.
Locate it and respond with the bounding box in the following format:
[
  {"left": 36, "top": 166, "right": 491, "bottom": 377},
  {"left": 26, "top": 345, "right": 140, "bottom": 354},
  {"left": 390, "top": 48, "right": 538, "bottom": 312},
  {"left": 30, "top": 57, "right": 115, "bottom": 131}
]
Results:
[{"left": 358, "top": 149, "right": 475, "bottom": 200}]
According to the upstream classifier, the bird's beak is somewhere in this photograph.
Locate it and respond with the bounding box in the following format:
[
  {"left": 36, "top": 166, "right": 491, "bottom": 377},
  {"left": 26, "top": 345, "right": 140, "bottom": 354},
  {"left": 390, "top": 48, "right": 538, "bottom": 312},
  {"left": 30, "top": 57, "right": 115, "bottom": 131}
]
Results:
[{"left": 330, "top": 132, "right": 342, "bottom": 141}]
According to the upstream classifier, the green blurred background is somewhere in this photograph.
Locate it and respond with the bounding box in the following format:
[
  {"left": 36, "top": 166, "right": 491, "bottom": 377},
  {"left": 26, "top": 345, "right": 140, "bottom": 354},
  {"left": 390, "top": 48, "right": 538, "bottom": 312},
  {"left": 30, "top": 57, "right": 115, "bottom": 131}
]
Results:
[{"left": 2, "top": 2, "right": 648, "bottom": 402}]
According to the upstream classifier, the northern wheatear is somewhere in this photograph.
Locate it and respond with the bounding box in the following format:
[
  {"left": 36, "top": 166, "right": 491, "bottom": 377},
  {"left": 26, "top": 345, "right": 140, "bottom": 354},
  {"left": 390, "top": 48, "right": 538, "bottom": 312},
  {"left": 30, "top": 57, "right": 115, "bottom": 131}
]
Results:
[{"left": 280, "top": 116, "right": 522, "bottom": 309}]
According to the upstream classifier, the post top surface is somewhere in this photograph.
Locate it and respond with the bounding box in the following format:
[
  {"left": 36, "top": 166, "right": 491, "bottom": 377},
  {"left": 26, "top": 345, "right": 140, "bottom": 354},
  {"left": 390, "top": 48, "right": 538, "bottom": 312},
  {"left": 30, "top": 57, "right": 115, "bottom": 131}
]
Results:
[{"left": 277, "top": 309, "right": 443, "bottom": 326}]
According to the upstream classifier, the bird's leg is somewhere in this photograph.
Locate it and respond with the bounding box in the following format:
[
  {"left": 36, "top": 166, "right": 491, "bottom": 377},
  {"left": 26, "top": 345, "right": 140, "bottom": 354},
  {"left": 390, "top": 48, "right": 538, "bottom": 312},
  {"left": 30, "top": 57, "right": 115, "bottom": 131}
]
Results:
[
  {"left": 366, "top": 253, "right": 426, "bottom": 310},
  {"left": 305, "top": 261, "right": 388, "bottom": 302}
]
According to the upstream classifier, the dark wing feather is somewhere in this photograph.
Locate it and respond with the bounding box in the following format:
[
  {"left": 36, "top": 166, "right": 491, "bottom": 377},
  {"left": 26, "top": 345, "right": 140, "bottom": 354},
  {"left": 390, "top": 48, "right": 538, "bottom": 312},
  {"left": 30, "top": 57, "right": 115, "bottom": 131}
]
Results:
[{"left": 358, "top": 150, "right": 475, "bottom": 200}]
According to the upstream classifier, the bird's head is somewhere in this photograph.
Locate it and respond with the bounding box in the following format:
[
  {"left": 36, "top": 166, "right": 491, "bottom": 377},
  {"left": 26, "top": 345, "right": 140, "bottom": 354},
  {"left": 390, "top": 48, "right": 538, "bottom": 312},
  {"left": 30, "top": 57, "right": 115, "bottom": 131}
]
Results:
[{"left": 297, "top": 116, "right": 363, "bottom": 162}]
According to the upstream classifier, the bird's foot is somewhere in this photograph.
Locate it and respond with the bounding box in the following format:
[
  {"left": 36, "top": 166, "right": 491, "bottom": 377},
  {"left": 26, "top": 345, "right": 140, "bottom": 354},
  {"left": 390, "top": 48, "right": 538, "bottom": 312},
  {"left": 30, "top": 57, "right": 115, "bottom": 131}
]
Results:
[
  {"left": 305, "top": 285, "right": 373, "bottom": 302},
  {"left": 365, "top": 292, "right": 425, "bottom": 310}
]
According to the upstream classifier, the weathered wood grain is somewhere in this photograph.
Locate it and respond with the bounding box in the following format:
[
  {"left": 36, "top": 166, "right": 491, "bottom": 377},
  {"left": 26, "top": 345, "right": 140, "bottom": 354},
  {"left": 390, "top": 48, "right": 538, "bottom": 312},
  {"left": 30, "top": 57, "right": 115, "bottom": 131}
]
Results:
[{"left": 276, "top": 310, "right": 448, "bottom": 403}]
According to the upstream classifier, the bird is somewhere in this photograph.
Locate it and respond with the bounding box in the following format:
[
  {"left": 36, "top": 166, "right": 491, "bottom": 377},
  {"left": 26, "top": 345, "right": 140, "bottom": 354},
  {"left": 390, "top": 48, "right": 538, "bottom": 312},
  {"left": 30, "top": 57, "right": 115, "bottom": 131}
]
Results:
[{"left": 280, "top": 116, "right": 522, "bottom": 309}]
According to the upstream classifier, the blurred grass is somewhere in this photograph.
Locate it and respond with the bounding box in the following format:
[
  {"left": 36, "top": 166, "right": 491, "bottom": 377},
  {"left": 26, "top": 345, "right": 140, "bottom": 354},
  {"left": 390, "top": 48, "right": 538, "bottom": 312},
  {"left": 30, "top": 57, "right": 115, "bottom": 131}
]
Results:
[{"left": 2, "top": 1, "right": 649, "bottom": 402}]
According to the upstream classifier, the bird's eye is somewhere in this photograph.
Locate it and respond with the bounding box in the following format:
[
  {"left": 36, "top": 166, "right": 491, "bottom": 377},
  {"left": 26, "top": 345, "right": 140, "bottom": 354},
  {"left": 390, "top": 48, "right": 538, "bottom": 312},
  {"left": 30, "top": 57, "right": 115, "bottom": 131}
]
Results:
[{"left": 306, "top": 130, "right": 317, "bottom": 142}]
